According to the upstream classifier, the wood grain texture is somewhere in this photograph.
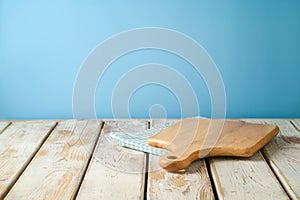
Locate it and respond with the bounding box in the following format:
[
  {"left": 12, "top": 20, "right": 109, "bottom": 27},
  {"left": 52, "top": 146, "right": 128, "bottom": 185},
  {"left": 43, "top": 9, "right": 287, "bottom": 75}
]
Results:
[
  {"left": 5, "top": 120, "right": 102, "bottom": 200},
  {"left": 0, "top": 122, "right": 10, "bottom": 134},
  {"left": 210, "top": 152, "right": 288, "bottom": 200},
  {"left": 76, "top": 119, "right": 147, "bottom": 200},
  {"left": 244, "top": 119, "right": 300, "bottom": 200},
  {"left": 210, "top": 118, "right": 291, "bottom": 200},
  {"left": 0, "top": 121, "right": 56, "bottom": 199},
  {"left": 148, "top": 119, "right": 214, "bottom": 200},
  {"left": 148, "top": 118, "right": 279, "bottom": 171}
]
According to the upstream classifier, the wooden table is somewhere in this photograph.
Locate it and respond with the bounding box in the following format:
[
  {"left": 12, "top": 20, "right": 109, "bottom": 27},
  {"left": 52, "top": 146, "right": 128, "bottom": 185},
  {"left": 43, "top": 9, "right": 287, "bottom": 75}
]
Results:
[{"left": 0, "top": 119, "right": 299, "bottom": 200}]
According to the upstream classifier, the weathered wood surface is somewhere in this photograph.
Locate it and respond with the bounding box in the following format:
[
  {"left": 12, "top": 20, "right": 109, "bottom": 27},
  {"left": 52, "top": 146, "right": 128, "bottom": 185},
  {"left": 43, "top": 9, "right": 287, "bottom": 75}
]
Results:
[
  {"left": 147, "top": 119, "right": 214, "bottom": 200},
  {"left": 0, "top": 121, "right": 56, "bottom": 199},
  {"left": 210, "top": 152, "right": 288, "bottom": 200},
  {"left": 244, "top": 119, "right": 300, "bottom": 200},
  {"left": 0, "top": 122, "right": 10, "bottom": 134},
  {"left": 292, "top": 119, "right": 300, "bottom": 131},
  {"left": 5, "top": 120, "right": 102, "bottom": 200},
  {"left": 0, "top": 119, "right": 298, "bottom": 199},
  {"left": 209, "top": 118, "right": 290, "bottom": 200},
  {"left": 76, "top": 119, "right": 147, "bottom": 200}
]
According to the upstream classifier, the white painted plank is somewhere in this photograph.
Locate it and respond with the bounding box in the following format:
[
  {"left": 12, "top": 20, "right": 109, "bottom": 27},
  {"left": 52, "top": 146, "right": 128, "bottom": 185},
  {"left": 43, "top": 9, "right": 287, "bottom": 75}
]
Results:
[
  {"left": 148, "top": 119, "right": 214, "bottom": 200},
  {"left": 0, "top": 121, "right": 56, "bottom": 199},
  {"left": 5, "top": 120, "right": 102, "bottom": 200},
  {"left": 209, "top": 118, "right": 289, "bottom": 200},
  {"left": 210, "top": 152, "right": 288, "bottom": 200},
  {"left": 245, "top": 119, "right": 300, "bottom": 200},
  {"left": 76, "top": 119, "right": 147, "bottom": 200},
  {"left": 0, "top": 121, "right": 10, "bottom": 134}
]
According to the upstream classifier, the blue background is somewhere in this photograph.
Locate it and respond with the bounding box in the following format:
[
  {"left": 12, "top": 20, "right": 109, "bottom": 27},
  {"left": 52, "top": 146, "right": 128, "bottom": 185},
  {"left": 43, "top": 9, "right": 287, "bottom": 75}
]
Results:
[{"left": 1, "top": 0, "right": 300, "bottom": 119}]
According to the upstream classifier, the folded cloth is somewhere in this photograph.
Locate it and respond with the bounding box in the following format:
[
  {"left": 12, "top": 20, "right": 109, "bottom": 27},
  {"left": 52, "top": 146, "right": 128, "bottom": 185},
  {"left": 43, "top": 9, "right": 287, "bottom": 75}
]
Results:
[
  {"left": 110, "top": 117, "right": 206, "bottom": 155},
  {"left": 110, "top": 122, "right": 176, "bottom": 156}
]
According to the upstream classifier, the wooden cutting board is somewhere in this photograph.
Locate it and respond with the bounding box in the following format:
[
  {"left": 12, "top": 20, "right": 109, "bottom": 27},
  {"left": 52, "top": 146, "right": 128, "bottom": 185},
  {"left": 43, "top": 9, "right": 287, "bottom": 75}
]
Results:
[{"left": 147, "top": 118, "right": 279, "bottom": 171}]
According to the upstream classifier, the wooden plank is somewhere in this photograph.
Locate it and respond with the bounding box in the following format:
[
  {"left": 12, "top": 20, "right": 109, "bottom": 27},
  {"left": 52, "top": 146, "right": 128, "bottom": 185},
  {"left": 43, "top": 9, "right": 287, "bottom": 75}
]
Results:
[
  {"left": 148, "top": 119, "right": 215, "bottom": 200},
  {"left": 245, "top": 119, "right": 300, "bottom": 200},
  {"left": 0, "top": 121, "right": 56, "bottom": 199},
  {"left": 5, "top": 120, "right": 102, "bottom": 200},
  {"left": 0, "top": 121, "right": 10, "bottom": 134},
  {"left": 210, "top": 119, "right": 289, "bottom": 200},
  {"left": 76, "top": 119, "right": 147, "bottom": 200},
  {"left": 210, "top": 152, "right": 288, "bottom": 200}
]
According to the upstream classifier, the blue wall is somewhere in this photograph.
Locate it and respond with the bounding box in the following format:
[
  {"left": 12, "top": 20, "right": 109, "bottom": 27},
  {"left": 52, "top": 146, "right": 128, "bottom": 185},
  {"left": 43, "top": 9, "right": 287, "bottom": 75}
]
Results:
[{"left": 1, "top": 0, "right": 300, "bottom": 119}]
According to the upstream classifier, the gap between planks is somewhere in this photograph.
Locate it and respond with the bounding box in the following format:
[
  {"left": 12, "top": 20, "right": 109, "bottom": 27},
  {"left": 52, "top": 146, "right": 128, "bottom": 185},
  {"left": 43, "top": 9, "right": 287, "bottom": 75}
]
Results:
[
  {"left": 143, "top": 120, "right": 151, "bottom": 200},
  {"left": 72, "top": 121, "right": 104, "bottom": 200},
  {"left": 75, "top": 119, "right": 148, "bottom": 200},
  {"left": 259, "top": 119, "right": 300, "bottom": 200},
  {"left": 290, "top": 119, "right": 300, "bottom": 132},
  {"left": 0, "top": 122, "right": 12, "bottom": 135},
  {"left": 204, "top": 158, "right": 219, "bottom": 200},
  {"left": 259, "top": 149, "right": 292, "bottom": 199}
]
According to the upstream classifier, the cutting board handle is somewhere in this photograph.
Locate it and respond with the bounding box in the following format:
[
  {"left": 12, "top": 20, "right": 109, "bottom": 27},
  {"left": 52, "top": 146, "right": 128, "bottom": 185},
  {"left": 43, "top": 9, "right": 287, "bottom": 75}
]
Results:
[
  {"left": 159, "top": 153, "right": 193, "bottom": 172},
  {"left": 159, "top": 148, "right": 209, "bottom": 171}
]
